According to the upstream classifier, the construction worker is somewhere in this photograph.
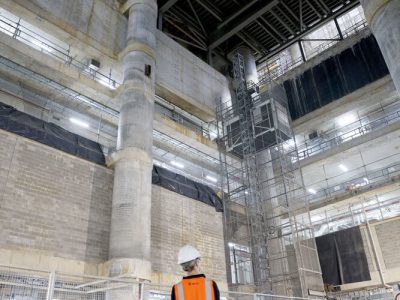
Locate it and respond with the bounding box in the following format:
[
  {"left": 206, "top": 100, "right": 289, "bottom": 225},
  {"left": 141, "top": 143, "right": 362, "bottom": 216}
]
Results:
[{"left": 171, "top": 245, "right": 220, "bottom": 300}]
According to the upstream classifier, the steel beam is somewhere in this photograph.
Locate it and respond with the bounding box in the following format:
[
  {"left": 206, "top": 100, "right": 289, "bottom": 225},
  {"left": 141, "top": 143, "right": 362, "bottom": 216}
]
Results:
[
  {"left": 208, "top": 0, "right": 279, "bottom": 49},
  {"left": 187, "top": 0, "right": 207, "bottom": 35},
  {"left": 315, "top": 0, "right": 331, "bottom": 15},
  {"left": 269, "top": 9, "right": 295, "bottom": 35},
  {"left": 280, "top": 1, "right": 300, "bottom": 23},
  {"left": 237, "top": 31, "right": 265, "bottom": 55},
  {"left": 195, "top": 0, "right": 223, "bottom": 21},
  {"left": 257, "top": 0, "right": 359, "bottom": 64},
  {"left": 159, "top": 0, "right": 179, "bottom": 14},
  {"left": 305, "top": 0, "right": 322, "bottom": 18},
  {"left": 255, "top": 20, "right": 281, "bottom": 44},
  {"left": 217, "top": 0, "right": 260, "bottom": 29},
  {"left": 260, "top": 16, "right": 286, "bottom": 41}
]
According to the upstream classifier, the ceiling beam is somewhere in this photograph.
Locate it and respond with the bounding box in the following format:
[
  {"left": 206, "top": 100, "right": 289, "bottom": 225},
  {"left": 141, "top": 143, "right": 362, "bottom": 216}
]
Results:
[
  {"left": 208, "top": 0, "right": 280, "bottom": 49},
  {"left": 315, "top": 0, "right": 331, "bottom": 15},
  {"left": 237, "top": 30, "right": 266, "bottom": 55},
  {"left": 217, "top": 0, "right": 260, "bottom": 29},
  {"left": 187, "top": 0, "right": 207, "bottom": 36},
  {"left": 305, "top": 0, "right": 322, "bottom": 18},
  {"left": 195, "top": 0, "right": 223, "bottom": 22},
  {"left": 275, "top": 6, "right": 297, "bottom": 31},
  {"left": 260, "top": 16, "right": 286, "bottom": 41},
  {"left": 280, "top": 1, "right": 300, "bottom": 23},
  {"left": 159, "top": 0, "right": 179, "bottom": 14},
  {"left": 269, "top": 9, "right": 295, "bottom": 35},
  {"left": 255, "top": 20, "right": 281, "bottom": 44},
  {"left": 257, "top": 0, "right": 359, "bottom": 64}
]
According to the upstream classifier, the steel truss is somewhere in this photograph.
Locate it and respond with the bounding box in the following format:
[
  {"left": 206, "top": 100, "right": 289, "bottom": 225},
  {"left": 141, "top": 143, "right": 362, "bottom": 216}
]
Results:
[{"left": 217, "top": 53, "right": 324, "bottom": 296}]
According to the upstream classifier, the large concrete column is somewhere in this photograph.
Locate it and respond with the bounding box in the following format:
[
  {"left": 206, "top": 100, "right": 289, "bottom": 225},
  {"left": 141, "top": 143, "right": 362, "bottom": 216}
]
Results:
[
  {"left": 361, "top": 0, "right": 400, "bottom": 93},
  {"left": 106, "top": 0, "right": 157, "bottom": 282},
  {"left": 236, "top": 46, "right": 259, "bottom": 84}
]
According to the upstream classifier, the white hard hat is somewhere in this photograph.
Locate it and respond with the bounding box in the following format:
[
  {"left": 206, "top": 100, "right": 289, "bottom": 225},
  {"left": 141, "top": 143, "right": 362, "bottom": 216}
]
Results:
[{"left": 177, "top": 245, "right": 200, "bottom": 265}]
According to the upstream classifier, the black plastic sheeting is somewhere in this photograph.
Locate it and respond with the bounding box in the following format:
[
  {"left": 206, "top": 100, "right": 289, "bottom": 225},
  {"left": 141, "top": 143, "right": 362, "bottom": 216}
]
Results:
[
  {"left": 0, "top": 102, "right": 105, "bottom": 164},
  {"left": 152, "top": 166, "right": 223, "bottom": 212},
  {"left": 0, "top": 102, "right": 223, "bottom": 211},
  {"left": 284, "top": 35, "right": 390, "bottom": 120},
  {"left": 315, "top": 227, "right": 370, "bottom": 285}
]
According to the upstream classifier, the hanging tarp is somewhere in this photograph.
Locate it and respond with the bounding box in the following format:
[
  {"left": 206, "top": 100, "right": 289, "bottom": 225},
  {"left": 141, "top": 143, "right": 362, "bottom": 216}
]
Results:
[
  {"left": 315, "top": 227, "right": 370, "bottom": 285},
  {"left": 152, "top": 165, "right": 223, "bottom": 212},
  {"left": 0, "top": 102, "right": 222, "bottom": 211},
  {"left": 284, "top": 34, "right": 390, "bottom": 120},
  {"left": 0, "top": 102, "right": 105, "bottom": 164}
]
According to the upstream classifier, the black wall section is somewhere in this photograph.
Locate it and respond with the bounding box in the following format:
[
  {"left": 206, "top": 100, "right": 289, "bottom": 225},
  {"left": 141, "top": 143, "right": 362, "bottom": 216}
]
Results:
[
  {"left": 152, "top": 166, "right": 223, "bottom": 212},
  {"left": 315, "top": 227, "right": 370, "bottom": 285},
  {"left": 284, "top": 35, "right": 390, "bottom": 120},
  {"left": 0, "top": 102, "right": 222, "bottom": 211},
  {"left": 0, "top": 102, "right": 105, "bottom": 164}
]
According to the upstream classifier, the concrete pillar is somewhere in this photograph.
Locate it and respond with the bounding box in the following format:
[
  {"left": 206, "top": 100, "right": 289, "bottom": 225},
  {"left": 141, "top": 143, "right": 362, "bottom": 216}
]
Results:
[
  {"left": 106, "top": 0, "right": 157, "bottom": 284},
  {"left": 361, "top": 0, "right": 400, "bottom": 93},
  {"left": 236, "top": 46, "right": 259, "bottom": 84}
]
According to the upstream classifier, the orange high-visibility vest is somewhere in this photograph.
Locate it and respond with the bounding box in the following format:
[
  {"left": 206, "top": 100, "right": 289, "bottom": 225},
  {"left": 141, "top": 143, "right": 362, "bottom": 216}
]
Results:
[{"left": 173, "top": 277, "right": 215, "bottom": 300}]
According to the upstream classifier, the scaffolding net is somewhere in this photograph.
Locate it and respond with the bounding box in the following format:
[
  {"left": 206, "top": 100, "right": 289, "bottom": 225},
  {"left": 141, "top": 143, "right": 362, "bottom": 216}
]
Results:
[{"left": 217, "top": 53, "right": 324, "bottom": 297}]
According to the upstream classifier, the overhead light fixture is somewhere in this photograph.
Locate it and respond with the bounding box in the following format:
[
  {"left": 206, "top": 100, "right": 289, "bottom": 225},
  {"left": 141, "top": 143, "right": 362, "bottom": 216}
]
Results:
[
  {"left": 170, "top": 160, "right": 184, "bottom": 169},
  {"left": 363, "top": 177, "right": 369, "bottom": 184},
  {"left": 337, "top": 113, "right": 357, "bottom": 127},
  {"left": 206, "top": 175, "right": 217, "bottom": 183},
  {"left": 308, "top": 188, "right": 317, "bottom": 195},
  {"left": 69, "top": 117, "right": 89, "bottom": 128},
  {"left": 97, "top": 78, "right": 117, "bottom": 90},
  {"left": 32, "top": 39, "right": 53, "bottom": 52},
  {"left": 339, "top": 164, "right": 348, "bottom": 172}
]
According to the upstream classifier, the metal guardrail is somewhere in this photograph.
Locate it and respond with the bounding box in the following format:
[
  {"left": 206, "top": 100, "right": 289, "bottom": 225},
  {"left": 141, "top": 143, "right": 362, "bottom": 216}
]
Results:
[
  {"left": 308, "top": 158, "right": 400, "bottom": 205},
  {"left": 0, "top": 13, "right": 120, "bottom": 89},
  {"left": 297, "top": 108, "right": 400, "bottom": 160},
  {"left": 0, "top": 265, "right": 313, "bottom": 300},
  {"left": 327, "top": 287, "right": 396, "bottom": 300},
  {"left": 0, "top": 11, "right": 220, "bottom": 141},
  {"left": 258, "top": 19, "right": 368, "bottom": 81}
]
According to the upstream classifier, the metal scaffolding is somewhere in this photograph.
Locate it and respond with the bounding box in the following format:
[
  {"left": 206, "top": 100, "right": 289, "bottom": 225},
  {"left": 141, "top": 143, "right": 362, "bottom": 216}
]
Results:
[{"left": 217, "top": 53, "right": 324, "bottom": 296}]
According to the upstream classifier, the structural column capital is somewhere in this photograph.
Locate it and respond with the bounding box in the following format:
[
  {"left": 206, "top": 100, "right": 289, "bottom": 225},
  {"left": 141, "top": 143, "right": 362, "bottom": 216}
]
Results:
[
  {"left": 119, "top": 41, "right": 156, "bottom": 60},
  {"left": 117, "top": 79, "right": 155, "bottom": 102},
  {"left": 106, "top": 147, "right": 153, "bottom": 168},
  {"left": 361, "top": 0, "right": 392, "bottom": 26},
  {"left": 119, "top": 0, "right": 157, "bottom": 14}
]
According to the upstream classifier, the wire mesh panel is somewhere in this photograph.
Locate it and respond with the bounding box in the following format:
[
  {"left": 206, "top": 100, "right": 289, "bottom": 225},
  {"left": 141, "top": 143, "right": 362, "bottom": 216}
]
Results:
[
  {"left": 217, "top": 53, "right": 324, "bottom": 297},
  {"left": 0, "top": 265, "right": 142, "bottom": 300}
]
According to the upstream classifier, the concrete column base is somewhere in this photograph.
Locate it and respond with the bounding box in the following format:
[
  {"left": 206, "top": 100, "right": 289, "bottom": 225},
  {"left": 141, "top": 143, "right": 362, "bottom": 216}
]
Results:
[{"left": 101, "top": 258, "right": 152, "bottom": 280}]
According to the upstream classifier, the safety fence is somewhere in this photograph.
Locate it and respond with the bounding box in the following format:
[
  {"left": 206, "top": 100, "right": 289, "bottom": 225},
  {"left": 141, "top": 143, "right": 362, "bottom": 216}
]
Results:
[
  {"left": 1, "top": 264, "right": 398, "bottom": 299},
  {"left": 326, "top": 287, "right": 396, "bottom": 300},
  {"left": 306, "top": 154, "right": 400, "bottom": 206},
  {"left": 258, "top": 18, "right": 368, "bottom": 81},
  {"left": 297, "top": 107, "right": 400, "bottom": 161},
  {"left": 0, "top": 265, "right": 318, "bottom": 300},
  {"left": 0, "top": 9, "right": 216, "bottom": 142},
  {"left": 0, "top": 11, "right": 119, "bottom": 89}
]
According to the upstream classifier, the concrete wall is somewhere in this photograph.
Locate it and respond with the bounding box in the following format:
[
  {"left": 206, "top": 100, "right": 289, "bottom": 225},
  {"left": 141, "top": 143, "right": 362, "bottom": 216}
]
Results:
[
  {"left": 156, "top": 31, "right": 230, "bottom": 121},
  {"left": 0, "top": 129, "right": 227, "bottom": 287},
  {"left": 0, "top": 0, "right": 229, "bottom": 121}
]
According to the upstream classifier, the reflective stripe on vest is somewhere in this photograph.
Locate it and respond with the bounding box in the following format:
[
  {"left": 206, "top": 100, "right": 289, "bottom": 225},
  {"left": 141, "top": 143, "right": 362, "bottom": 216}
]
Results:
[{"left": 176, "top": 278, "right": 212, "bottom": 300}]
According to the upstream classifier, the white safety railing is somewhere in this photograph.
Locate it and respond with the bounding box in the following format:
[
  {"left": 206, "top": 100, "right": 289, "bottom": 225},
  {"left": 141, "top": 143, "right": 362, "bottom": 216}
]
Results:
[
  {"left": 258, "top": 19, "right": 368, "bottom": 81},
  {"left": 306, "top": 154, "right": 400, "bottom": 205},
  {"left": 297, "top": 107, "right": 400, "bottom": 161},
  {"left": 0, "top": 265, "right": 145, "bottom": 299},
  {"left": 0, "top": 12, "right": 120, "bottom": 89},
  {"left": 0, "top": 265, "right": 318, "bottom": 300}
]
